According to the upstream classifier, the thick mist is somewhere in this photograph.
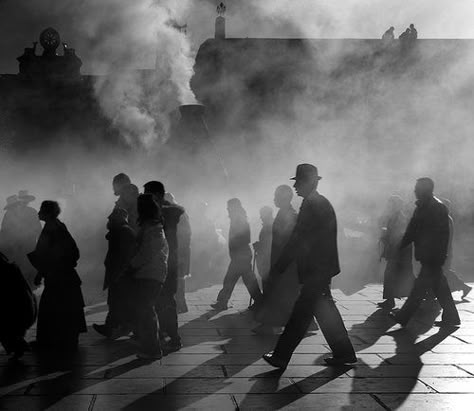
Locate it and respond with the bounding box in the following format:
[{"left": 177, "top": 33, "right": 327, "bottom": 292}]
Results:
[{"left": 1, "top": 1, "right": 474, "bottom": 300}]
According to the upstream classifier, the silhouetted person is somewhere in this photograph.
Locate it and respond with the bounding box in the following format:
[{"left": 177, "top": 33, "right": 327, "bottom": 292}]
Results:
[
  {"left": 441, "top": 198, "right": 472, "bottom": 299},
  {"left": 0, "top": 191, "right": 41, "bottom": 285},
  {"left": 263, "top": 164, "right": 356, "bottom": 368},
  {"left": 28, "top": 201, "right": 87, "bottom": 351},
  {"left": 378, "top": 195, "right": 415, "bottom": 310},
  {"left": 254, "top": 185, "right": 300, "bottom": 335},
  {"left": 212, "top": 198, "right": 263, "bottom": 311},
  {"left": 399, "top": 28, "right": 410, "bottom": 41},
  {"left": 391, "top": 178, "right": 461, "bottom": 328},
  {"left": 382, "top": 26, "right": 395, "bottom": 42},
  {"left": 409, "top": 23, "right": 418, "bottom": 40},
  {"left": 165, "top": 192, "right": 191, "bottom": 314},
  {"left": 0, "top": 251, "right": 37, "bottom": 359},
  {"left": 144, "top": 181, "right": 184, "bottom": 353},
  {"left": 128, "top": 194, "right": 168, "bottom": 359},
  {"left": 93, "top": 208, "right": 137, "bottom": 339},
  {"left": 253, "top": 206, "right": 274, "bottom": 288},
  {"left": 113, "top": 173, "right": 139, "bottom": 231}
]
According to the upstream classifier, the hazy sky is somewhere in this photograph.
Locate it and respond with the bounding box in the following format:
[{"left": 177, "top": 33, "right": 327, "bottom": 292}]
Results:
[{"left": 0, "top": 0, "right": 473, "bottom": 73}]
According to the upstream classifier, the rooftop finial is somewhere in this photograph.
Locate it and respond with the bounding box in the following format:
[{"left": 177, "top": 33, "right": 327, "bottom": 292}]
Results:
[{"left": 217, "top": 2, "right": 226, "bottom": 17}]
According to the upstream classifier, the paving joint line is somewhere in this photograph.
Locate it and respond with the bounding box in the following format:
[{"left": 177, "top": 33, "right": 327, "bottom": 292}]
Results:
[
  {"left": 87, "top": 394, "right": 97, "bottom": 411},
  {"left": 370, "top": 393, "right": 391, "bottom": 410},
  {"left": 230, "top": 394, "right": 240, "bottom": 410},
  {"left": 453, "top": 364, "right": 474, "bottom": 376}
]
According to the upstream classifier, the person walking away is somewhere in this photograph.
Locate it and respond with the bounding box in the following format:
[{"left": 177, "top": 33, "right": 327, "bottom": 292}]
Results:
[
  {"left": 378, "top": 195, "right": 415, "bottom": 310},
  {"left": 93, "top": 208, "right": 137, "bottom": 339},
  {"left": 211, "top": 198, "right": 263, "bottom": 311},
  {"left": 262, "top": 164, "right": 356, "bottom": 368},
  {"left": 28, "top": 201, "right": 87, "bottom": 352},
  {"left": 390, "top": 178, "right": 461, "bottom": 328},
  {"left": 128, "top": 194, "right": 168, "bottom": 360},
  {"left": 253, "top": 185, "right": 301, "bottom": 335},
  {"left": 144, "top": 181, "right": 184, "bottom": 353},
  {"left": 0, "top": 251, "right": 37, "bottom": 359}
]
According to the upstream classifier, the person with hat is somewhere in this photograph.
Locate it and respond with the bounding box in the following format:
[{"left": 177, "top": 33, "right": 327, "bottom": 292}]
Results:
[
  {"left": 262, "top": 164, "right": 356, "bottom": 368},
  {"left": 0, "top": 191, "right": 41, "bottom": 285},
  {"left": 93, "top": 207, "right": 137, "bottom": 340}
]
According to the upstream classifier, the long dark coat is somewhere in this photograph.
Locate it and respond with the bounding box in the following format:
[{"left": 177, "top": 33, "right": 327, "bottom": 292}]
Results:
[
  {"left": 0, "top": 252, "right": 37, "bottom": 350},
  {"left": 256, "top": 206, "right": 299, "bottom": 326},
  {"left": 275, "top": 190, "right": 340, "bottom": 284},
  {"left": 29, "top": 219, "right": 87, "bottom": 347}
]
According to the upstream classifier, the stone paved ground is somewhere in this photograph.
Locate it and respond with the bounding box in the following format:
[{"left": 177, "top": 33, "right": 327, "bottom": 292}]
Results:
[{"left": 1, "top": 283, "right": 474, "bottom": 410}]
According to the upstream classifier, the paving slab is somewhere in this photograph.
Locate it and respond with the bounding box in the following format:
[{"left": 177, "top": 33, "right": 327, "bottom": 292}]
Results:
[{"left": 2, "top": 283, "right": 473, "bottom": 410}]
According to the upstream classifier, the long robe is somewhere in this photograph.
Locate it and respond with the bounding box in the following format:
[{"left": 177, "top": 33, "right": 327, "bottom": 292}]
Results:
[
  {"left": 256, "top": 206, "right": 300, "bottom": 326},
  {"left": 28, "top": 219, "right": 87, "bottom": 348}
]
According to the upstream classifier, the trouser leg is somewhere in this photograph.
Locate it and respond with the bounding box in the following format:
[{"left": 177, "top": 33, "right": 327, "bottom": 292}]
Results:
[
  {"left": 216, "top": 260, "right": 241, "bottom": 303},
  {"left": 273, "top": 286, "right": 315, "bottom": 361},
  {"left": 135, "top": 280, "right": 162, "bottom": 355},
  {"left": 156, "top": 291, "right": 180, "bottom": 341},
  {"left": 176, "top": 278, "right": 188, "bottom": 313},
  {"left": 430, "top": 267, "right": 460, "bottom": 324},
  {"left": 396, "top": 269, "right": 430, "bottom": 325},
  {"left": 242, "top": 269, "right": 263, "bottom": 302},
  {"left": 313, "top": 285, "right": 355, "bottom": 358},
  {"left": 105, "top": 283, "right": 121, "bottom": 329}
]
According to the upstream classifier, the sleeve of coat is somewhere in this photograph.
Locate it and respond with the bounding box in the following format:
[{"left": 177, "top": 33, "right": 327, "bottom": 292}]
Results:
[{"left": 400, "top": 210, "right": 417, "bottom": 249}]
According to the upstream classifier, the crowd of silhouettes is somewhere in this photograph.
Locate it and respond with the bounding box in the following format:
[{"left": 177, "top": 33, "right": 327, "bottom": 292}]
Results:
[{"left": 0, "top": 164, "right": 471, "bottom": 366}]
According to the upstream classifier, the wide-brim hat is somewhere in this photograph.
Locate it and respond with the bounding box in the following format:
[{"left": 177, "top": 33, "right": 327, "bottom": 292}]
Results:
[
  {"left": 4, "top": 195, "right": 21, "bottom": 210},
  {"left": 18, "top": 190, "right": 36, "bottom": 203},
  {"left": 291, "top": 163, "right": 322, "bottom": 181}
]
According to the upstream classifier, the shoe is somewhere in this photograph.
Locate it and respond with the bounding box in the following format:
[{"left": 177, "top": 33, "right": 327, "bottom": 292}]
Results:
[
  {"left": 108, "top": 326, "right": 131, "bottom": 340},
  {"left": 433, "top": 320, "right": 460, "bottom": 328},
  {"left": 93, "top": 323, "right": 110, "bottom": 338},
  {"left": 136, "top": 350, "right": 163, "bottom": 360},
  {"left": 162, "top": 339, "right": 183, "bottom": 354},
  {"left": 324, "top": 356, "right": 357, "bottom": 366},
  {"left": 462, "top": 285, "right": 472, "bottom": 299},
  {"left": 377, "top": 300, "right": 395, "bottom": 310},
  {"left": 388, "top": 312, "right": 407, "bottom": 327},
  {"left": 211, "top": 302, "right": 228, "bottom": 311},
  {"left": 262, "top": 352, "right": 288, "bottom": 369}
]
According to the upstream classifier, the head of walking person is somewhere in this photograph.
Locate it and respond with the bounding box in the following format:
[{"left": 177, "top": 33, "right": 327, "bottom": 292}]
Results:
[
  {"left": 259, "top": 206, "right": 274, "bottom": 226},
  {"left": 143, "top": 181, "right": 165, "bottom": 205},
  {"left": 414, "top": 177, "right": 434, "bottom": 201},
  {"left": 112, "top": 173, "right": 131, "bottom": 196},
  {"left": 137, "top": 193, "right": 162, "bottom": 226},
  {"left": 107, "top": 207, "right": 128, "bottom": 229},
  {"left": 227, "top": 198, "right": 246, "bottom": 220},
  {"left": 38, "top": 200, "right": 61, "bottom": 222},
  {"left": 291, "top": 163, "right": 322, "bottom": 198},
  {"left": 274, "top": 184, "right": 293, "bottom": 209}
]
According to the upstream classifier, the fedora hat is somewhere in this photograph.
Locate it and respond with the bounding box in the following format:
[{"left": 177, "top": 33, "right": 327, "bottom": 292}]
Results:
[
  {"left": 18, "top": 190, "right": 36, "bottom": 203},
  {"left": 4, "top": 195, "right": 21, "bottom": 210},
  {"left": 290, "top": 163, "right": 322, "bottom": 181}
]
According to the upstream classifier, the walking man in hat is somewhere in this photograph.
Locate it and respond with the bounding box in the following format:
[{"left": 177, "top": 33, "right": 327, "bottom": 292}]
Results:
[{"left": 263, "top": 164, "right": 356, "bottom": 368}]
